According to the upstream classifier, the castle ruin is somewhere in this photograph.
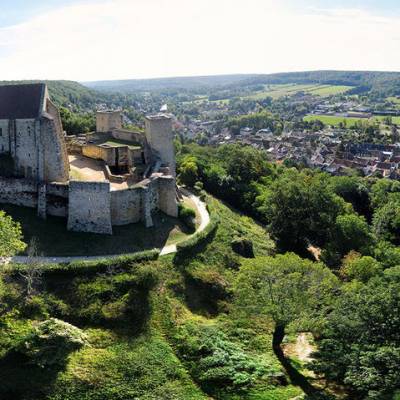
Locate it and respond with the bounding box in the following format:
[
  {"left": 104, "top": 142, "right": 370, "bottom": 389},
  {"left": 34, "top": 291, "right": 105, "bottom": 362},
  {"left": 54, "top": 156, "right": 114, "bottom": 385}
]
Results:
[{"left": 0, "top": 83, "right": 178, "bottom": 234}]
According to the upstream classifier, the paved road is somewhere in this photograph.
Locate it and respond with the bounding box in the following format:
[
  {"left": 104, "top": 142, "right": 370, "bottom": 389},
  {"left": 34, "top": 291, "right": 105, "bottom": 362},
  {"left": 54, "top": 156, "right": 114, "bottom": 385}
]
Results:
[{"left": 1, "top": 191, "right": 210, "bottom": 265}]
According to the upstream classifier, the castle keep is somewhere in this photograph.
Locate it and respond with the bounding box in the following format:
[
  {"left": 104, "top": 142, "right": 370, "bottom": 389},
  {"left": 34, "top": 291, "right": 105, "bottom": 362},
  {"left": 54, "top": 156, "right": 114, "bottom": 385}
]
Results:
[{"left": 0, "top": 83, "right": 178, "bottom": 234}]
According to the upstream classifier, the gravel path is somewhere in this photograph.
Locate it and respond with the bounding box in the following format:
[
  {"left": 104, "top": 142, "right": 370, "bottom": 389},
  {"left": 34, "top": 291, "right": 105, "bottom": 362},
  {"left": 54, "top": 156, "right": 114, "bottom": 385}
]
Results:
[{"left": 1, "top": 191, "right": 210, "bottom": 265}]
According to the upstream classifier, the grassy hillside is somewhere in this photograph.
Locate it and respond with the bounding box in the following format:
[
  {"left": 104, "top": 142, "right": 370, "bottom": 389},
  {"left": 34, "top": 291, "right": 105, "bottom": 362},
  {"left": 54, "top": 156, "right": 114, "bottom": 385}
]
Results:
[{"left": 0, "top": 196, "right": 312, "bottom": 400}]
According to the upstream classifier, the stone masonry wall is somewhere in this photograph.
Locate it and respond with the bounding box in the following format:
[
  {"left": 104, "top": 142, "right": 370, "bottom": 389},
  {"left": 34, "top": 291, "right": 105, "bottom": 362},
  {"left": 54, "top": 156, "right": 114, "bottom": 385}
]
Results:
[
  {"left": 96, "top": 112, "right": 122, "bottom": 133},
  {"left": 82, "top": 144, "right": 115, "bottom": 165},
  {"left": 111, "top": 129, "right": 144, "bottom": 144},
  {"left": 110, "top": 187, "right": 142, "bottom": 225},
  {"left": 0, "top": 120, "right": 10, "bottom": 154},
  {"left": 68, "top": 181, "right": 112, "bottom": 234},
  {"left": 40, "top": 115, "right": 69, "bottom": 182},
  {"left": 0, "top": 177, "right": 37, "bottom": 208},
  {"left": 158, "top": 176, "right": 178, "bottom": 217},
  {"left": 14, "top": 119, "right": 39, "bottom": 179}
]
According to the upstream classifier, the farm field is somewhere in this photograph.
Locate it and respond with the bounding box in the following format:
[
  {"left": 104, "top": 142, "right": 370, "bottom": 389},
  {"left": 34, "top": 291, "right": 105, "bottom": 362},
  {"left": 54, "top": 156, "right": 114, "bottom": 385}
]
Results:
[
  {"left": 185, "top": 83, "right": 354, "bottom": 104},
  {"left": 243, "top": 83, "right": 353, "bottom": 100},
  {"left": 304, "top": 114, "right": 400, "bottom": 127}
]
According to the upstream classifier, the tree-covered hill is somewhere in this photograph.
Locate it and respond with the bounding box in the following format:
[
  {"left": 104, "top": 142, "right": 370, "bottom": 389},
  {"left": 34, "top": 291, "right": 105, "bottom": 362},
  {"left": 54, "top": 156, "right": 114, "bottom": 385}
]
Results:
[
  {"left": 83, "top": 70, "right": 400, "bottom": 96},
  {"left": 0, "top": 80, "right": 102, "bottom": 110}
]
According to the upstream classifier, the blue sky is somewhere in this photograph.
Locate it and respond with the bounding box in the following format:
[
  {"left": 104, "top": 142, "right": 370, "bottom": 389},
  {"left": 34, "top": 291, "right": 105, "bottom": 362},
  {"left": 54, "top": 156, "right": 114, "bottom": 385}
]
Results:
[
  {"left": 0, "top": 0, "right": 99, "bottom": 27},
  {"left": 1, "top": 0, "right": 399, "bottom": 27},
  {"left": 0, "top": 0, "right": 399, "bottom": 80}
]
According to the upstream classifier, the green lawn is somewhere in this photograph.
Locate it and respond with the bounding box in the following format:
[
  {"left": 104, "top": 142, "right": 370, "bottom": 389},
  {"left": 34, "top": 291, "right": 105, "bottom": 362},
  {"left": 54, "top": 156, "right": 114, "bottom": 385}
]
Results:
[
  {"left": 304, "top": 114, "right": 400, "bottom": 127},
  {"left": 0, "top": 203, "right": 193, "bottom": 256}
]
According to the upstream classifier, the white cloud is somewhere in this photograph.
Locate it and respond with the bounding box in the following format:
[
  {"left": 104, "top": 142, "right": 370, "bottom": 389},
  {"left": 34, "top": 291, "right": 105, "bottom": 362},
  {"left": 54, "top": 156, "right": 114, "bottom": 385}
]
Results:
[{"left": 0, "top": 0, "right": 399, "bottom": 81}]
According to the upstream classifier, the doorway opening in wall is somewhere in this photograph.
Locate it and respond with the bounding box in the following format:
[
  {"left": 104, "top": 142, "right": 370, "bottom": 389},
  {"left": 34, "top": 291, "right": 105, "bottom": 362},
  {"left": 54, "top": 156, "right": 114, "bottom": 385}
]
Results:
[{"left": 109, "top": 165, "right": 129, "bottom": 175}]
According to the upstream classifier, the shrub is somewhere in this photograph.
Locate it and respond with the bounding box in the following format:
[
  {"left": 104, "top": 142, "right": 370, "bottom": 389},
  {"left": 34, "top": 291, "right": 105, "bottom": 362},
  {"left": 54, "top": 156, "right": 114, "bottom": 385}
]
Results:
[
  {"left": 15, "top": 318, "right": 88, "bottom": 368},
  {"left": 11, "top": 249, "right": 160, "bottom": 276},
  {"left": 231, "top": 237, "right": 255, "bottom": 258},
  {"left": 175, "top": 216, "right": 219, "bottom": 259},
  {"left": 178, "top": 204, "right": 196, "bottom": 231},
  {"left": 340, "top": 252, "right": 383, "bottom": 283},
  {"left": 172, "top": 322, "right": 267, "bottom": 394}
]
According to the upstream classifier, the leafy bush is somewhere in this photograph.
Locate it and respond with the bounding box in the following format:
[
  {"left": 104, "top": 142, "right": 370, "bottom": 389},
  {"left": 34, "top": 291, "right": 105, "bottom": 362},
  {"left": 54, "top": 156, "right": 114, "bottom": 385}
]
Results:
[
  {"left": 172, "top": 322, "right": 267, "bottom": 394},
  {"left": 231, "top": 237, "right": 254, "bottom": 258},
  {"left": 340, "top": 252, "right": 383, "bottom": 283},
  {"left": 0, "top": 210, "right": 26, "bottom": 257},
  {"left": 15, "top": 318, "right": 88, "bottom": 368},
  {"left": 68, "top": 265, "right": 158, "bottom": 326},
  {"left": 178, "top": 203, "right": 196, "bottom": 231},
  {"left": 175, "top": 216, "right": 219, "bottom": 258}
]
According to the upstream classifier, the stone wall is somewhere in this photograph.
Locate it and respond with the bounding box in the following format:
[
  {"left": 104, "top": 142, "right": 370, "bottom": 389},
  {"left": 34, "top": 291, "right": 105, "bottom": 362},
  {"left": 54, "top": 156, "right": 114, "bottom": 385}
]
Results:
[
  {"left": 110, "top": 187, "right": 142, "bottom": 225},
  {"left": 82, "top": 144, "right": 115, "bottom": 165},
  {"left": 47, "top": 182, "right": 69, "bottom": 217},
  {"left": 0, "top": 177, "right": 69, "bottom": 217},
  {"left": 40, "top": 116, "right": 69, "bottom": 182},
  {"left": 158, "top": 176, "right": 178, "bottom": 217},
  {"left": 45, "top": 99, "right": 69, "bottom": 182},
  {"left": 96, "top": 112, "right": 122, "bottom": 133},
  {"left": 14, "top": 119, "right": 39, "bottom": 179},
  {"left": 111, "top": 129, "right": 144, "bottom": 144},
  {"left": 0, "top": 120, "right": 10, "bottom": 154},
  {"left": 0, "top": 177, "right": 37, "bottom": 208},
  {"left": 67, "top": 181, "right": 112, "bottom": 234}
]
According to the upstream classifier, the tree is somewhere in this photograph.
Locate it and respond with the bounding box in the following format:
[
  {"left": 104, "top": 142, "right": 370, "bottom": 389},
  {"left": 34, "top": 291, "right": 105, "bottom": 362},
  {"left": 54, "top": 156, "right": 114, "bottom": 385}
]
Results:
[
  {"left": 234, "top": 253, "right": 339, "bottom": 396},
  {"left": 340, "top": 252, "right": 383, "bottom": 283},
  {"left": 322, "top": 214, "right": 373, "bottom": 266},
  {"left": 329, "top": 176, "right": 371, "bottom": 218},
  {"left": 311, "top": 270, "right": 400, "bottom": 399},
  {"left": 19, "top": 238, "right": 43, "bottom": 299},
  {"left": 0, "top": 211, "right": 26, "bottom": 257},
  {"left": 178, "top": 155, "right": 199, "bottom": 187},
  {"left": 372, "top": 198, "right": 400, "bottom": 244},
  {"left": 257, "top": 170, "right": 346, "bottom": 254},
  {"left": 370, "top": 179, "right": 400, "bottom": 209}
]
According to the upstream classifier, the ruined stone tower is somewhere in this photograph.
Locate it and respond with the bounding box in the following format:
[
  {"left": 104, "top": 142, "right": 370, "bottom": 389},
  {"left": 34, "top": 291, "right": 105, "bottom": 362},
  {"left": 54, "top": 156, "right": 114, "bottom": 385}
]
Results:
[
  {"left": 96, "top": 111, "right": 123, "bottom": 133},
  {"left": 145, "top": 114, "right": 176, "bottom": 177}
]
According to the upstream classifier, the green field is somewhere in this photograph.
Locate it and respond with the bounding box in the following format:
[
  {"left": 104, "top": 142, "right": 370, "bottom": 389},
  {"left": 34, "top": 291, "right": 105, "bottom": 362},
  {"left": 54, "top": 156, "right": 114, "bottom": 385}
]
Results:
[
  {"left": 244, "top": 83, "right": 353, "bottom": 100},
  {"left": 304, "top": 114, "right": 400, "bottom": 127}
]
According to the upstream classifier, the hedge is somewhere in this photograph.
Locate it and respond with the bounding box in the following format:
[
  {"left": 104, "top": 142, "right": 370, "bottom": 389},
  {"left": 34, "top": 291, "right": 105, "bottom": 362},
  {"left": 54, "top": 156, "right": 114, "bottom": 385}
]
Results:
[
  {"left": 11, "top": 249, "right": 160, "bottom": 276},
  {"left": 175, "top": 215, "right": 219, "bottom": 257}
]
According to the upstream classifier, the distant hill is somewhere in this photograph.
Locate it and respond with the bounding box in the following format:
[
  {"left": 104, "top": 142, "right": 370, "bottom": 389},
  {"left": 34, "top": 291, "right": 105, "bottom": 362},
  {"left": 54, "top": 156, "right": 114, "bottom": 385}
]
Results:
[
  {"left": 0, "top": 80, "right": 100, "bottom": 109},
  {"left": 83, "top": 70, "right": 400, "bottom": 96},
  {"left": 83, "top": 74, "right": 260, "bottom": 92}
]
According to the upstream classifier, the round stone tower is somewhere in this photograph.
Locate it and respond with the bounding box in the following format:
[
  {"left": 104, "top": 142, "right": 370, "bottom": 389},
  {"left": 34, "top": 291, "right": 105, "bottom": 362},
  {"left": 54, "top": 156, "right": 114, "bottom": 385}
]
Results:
[{"left": 145, "top": 113, "right": 175, "bottom": 177}]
